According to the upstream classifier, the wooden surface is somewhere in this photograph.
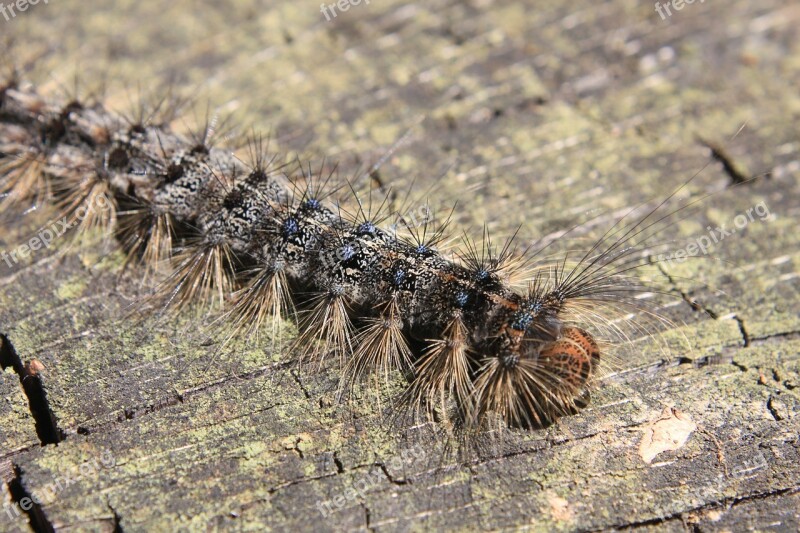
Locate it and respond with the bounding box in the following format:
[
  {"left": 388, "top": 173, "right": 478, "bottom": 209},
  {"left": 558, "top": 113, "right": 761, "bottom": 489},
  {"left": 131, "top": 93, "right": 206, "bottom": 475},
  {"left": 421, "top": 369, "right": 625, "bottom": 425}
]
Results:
[{"left": 1, "top": 0, "right": 799, "bottom": 531}]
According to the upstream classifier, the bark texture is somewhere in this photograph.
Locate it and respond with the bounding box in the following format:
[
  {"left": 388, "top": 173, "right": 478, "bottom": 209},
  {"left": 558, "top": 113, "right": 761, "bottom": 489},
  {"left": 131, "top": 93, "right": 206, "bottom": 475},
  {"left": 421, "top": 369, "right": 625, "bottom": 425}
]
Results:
[{"left": 1, "top": 0, "right": 798, "bottom": 531}]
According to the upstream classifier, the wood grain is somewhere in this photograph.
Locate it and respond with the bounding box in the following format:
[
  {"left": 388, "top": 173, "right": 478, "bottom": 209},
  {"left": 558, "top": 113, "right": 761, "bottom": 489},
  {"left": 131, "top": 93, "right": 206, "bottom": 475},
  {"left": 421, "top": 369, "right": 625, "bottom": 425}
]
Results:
[{"left": 1, "top": 0, "right": 798, "bottom": 531}]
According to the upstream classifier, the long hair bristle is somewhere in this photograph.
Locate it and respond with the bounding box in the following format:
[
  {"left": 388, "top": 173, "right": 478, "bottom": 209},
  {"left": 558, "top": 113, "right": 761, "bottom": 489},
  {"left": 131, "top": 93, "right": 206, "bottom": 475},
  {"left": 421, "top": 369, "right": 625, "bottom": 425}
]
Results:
[
  {"left": 345, "top": 297, "right": 413, "bottom": 386},
  {"left": 117, "top": 81, "right": 187, "bottom": 132},
  {"left": 394, "top": 202, "right": 457, "bottom": 255},
  {"left": 471, "top": 354, "right": 583, "bottom": 430},
  {"left": 338, "top": 177, "right": 396, "bottom": 231},
  {"left": 290, "top": 158, "right": 342, "bottom": 206},
  {"left": 405, "top": 314, "right": 473, "bottom": 423},
  {"left": 293, "top": 287, "right": 354, "bottom": 366},
  {"left": 116, "top": 201, "right": 175, "bottom": 281},
  {"left": 181, "top": 102, "right": 237, "bottom": 154},
  {"left": 0, "top": 150, "right": 48, "bottom": 212},
  {"left": 458, "top": 225, "right": 532, "bottom": 287},
  {"left": 224, "top": 261, "right": 295, "bottom": 345},
  {"left": 236, "top": 130, "right": 282, "bottom": 181},
  {"left": 49, "top": 167, "right": 118, "bottom": 245},
  {"left": 157, "top": 239, "right": 236, "bottom": 314}
]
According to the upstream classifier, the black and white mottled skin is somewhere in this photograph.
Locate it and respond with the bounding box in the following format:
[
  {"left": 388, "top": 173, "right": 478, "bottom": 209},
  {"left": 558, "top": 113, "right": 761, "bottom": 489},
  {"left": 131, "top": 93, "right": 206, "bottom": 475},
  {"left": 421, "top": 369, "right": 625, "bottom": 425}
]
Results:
[{"left": 1, "top": 81, "right": 615, "bottom": 431}]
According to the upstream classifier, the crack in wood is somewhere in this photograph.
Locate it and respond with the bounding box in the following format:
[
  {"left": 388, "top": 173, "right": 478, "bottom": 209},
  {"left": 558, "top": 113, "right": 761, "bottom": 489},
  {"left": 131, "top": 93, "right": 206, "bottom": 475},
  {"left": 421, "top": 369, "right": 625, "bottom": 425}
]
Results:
[
  {"left": 734, "top": 316, "right": 752, "bottom": 347},
  {"left": 0, "top": 334, "right": 63, "bottom": 445},
  {"left": 71, "top": 361, "right": 290, "bottom": 436},
  {"left": 656, "top": 262, "right": 719, "bottom": 319},
  {"left": 6, "top": 464, "right": 56, "bottom": 533},
  {"left": 596, "top": 484, "right": 800, "bottom": 531},
  {"left": 698, "top": 137, "right": 752, "bottom": 186},
  {"left": 106, "top": 498, "right": 124, "bottom": 533}
]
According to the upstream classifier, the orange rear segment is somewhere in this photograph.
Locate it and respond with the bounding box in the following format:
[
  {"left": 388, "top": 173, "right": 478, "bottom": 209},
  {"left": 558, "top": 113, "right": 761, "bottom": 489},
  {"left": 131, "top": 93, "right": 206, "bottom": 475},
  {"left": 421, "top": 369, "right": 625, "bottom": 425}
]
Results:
[
  {"left": 561, "top": 327, "right": 601, "bottom": 364},
  {"left": 537, "top": 327, "right": 600, "bottom": 393}
]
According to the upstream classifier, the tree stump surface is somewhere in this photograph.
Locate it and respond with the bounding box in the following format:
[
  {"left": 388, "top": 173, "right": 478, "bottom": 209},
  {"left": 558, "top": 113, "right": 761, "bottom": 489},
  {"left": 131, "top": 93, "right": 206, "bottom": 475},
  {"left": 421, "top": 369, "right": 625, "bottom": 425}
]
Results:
[{"left": 1, "top": 0, "right": 798, "bottom": 531}]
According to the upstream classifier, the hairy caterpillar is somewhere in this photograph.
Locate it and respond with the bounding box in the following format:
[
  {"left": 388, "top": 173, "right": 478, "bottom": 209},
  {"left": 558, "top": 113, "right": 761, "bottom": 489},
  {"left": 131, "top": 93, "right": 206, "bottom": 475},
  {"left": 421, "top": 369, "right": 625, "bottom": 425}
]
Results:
[{"left": 1, "top": 71, "right": 692, "bottom": 434}]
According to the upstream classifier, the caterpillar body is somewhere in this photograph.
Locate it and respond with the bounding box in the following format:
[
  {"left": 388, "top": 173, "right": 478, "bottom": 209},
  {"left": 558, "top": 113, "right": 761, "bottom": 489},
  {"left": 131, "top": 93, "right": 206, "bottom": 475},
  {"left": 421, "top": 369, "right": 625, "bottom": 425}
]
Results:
[{"left": 1, "top": 76, "right": 670, "bottom": 433}]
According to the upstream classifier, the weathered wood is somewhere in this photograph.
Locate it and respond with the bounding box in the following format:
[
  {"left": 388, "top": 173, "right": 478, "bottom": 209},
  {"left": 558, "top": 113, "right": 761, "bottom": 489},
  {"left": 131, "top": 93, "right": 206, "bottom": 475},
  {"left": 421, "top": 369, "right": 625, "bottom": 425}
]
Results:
[{"left": 1, "top": 0, "right": 799, "bottom": 531}]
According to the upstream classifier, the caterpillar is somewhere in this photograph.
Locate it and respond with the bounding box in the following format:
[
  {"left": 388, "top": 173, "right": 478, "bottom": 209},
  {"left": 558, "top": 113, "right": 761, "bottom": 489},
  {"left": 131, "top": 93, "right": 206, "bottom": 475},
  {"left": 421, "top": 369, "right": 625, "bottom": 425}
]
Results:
[{"left": 0, "top": 71, "right": 684, "bottom": 435}]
